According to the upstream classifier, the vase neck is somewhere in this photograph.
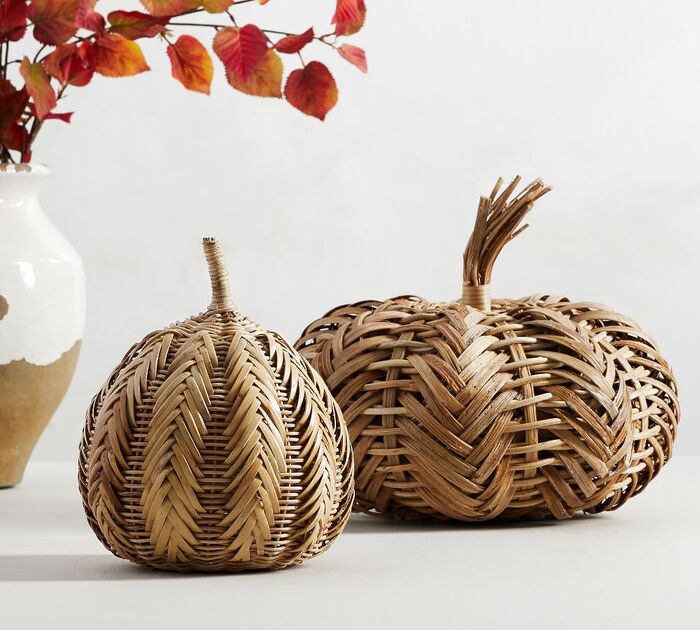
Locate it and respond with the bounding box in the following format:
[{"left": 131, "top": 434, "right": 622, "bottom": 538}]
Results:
[{"left": 0, "top": 165, "right": 49, "bottom": 206}]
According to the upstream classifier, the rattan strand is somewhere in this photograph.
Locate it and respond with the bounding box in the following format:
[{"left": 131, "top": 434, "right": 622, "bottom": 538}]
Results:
[
  {"left": 79, "top": 239, "right": 353, "bottom": 571},
  {"left": 295, "top": 177, "right": 679, "bottom": 521}
]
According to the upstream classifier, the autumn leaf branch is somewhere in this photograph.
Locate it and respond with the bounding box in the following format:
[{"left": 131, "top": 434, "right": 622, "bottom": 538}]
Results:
[{"left": 0, "top": 0, "right": 368, "bottom": 164}]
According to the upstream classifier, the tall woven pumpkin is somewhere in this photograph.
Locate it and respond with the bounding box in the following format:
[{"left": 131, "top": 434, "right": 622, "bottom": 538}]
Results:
[
  {"left": 295, "top": 177, "right": 679, "bottom": 521},
  {"left": 79, "top": 239, "right": 353, "bottom": 571}
]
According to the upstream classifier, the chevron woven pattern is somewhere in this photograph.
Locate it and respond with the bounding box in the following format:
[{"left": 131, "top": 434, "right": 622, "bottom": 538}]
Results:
[
  {"left": 79, "top": 239, "right": 353, "bottom": 571},
  {"left": 295, "top": 177, "right": 679, "bottom": 521}
]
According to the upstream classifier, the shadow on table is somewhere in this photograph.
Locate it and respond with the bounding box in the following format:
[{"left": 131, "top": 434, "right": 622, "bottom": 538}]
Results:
[
  {"left": 0, "top": 554, "right": 187, "bottom": 582},
  {"left": 0, "top": 554, "right": 301, "bottom": 581},
  {"left": 344, "top": 512, "right": 594, "bottom": 534}
]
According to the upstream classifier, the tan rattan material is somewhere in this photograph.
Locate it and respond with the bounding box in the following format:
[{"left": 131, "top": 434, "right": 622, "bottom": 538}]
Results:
[
  {"left": 295, "top": 177, "right": 679, "bottom": 521},
  {"left": 79, "top": 238, "right": 353, "bottom": 571}
]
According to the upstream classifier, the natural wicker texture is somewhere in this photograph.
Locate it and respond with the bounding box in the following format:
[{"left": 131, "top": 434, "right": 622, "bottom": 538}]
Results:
[
  {"left": 79, "top": 239, "right": 353, "bottom": 571},
  {"left": 295, "top": 177, "right": 679, "bottom": 521}
]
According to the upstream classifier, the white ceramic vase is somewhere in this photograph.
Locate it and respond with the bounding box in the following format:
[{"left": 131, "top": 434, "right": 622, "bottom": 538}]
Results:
[{"left": 0, "top": 164, "right": 85, "bottom": 487}]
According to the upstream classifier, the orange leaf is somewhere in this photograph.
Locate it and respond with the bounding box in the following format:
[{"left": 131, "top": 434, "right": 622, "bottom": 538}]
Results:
[
  {"left": 29, "top": 0, "right": 79, "bottom": 45},
  {"left": 332, "top": 0, "right": 366, "bottom": 36},
  {"left": 201, "top": 0, "right": 233, "bottom": 13},
  {"left": 0, "top": 0, "right": 27, "bottom": 43},
  {"left": 168, "top": 35, "right": 213, "bottom": 95},
  {"left": 226, "top": 49, "right": 281, "bottom": 98},
  {"left": 20, "top": 57, "right": 56, "bottom": 120},
  {"left": 274, "top": 28, "right": 314, "bottom": 54},
  {"left": 89, "top": 34, "right": 150, "bottom": 77},
  {"left": 139, "top": 0, "right": 198, "bottom": 18},
  {"left": 213, "top": 25, "right": 268, "bottom": 82},
  {"left": 337, "top": 44, "right": 367, "bottom": 73},
  {"left": 284, "top": 61, "right": 338, "bottom": 121},
  {"left": 44, "top": 43, "right": 95, "bottom": 87},
  {"left": 107, "top": 10, "right": 167, "bottom": 40}
]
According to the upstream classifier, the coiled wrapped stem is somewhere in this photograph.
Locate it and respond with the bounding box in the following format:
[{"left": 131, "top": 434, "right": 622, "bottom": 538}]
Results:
[{"left": 203, "top": 237, "right": 233, "bottom": 311}]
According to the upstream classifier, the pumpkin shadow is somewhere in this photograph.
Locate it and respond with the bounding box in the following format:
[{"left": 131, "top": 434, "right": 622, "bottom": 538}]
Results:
[
  {"left": 344, "top": 512, "right": 594, "bottom": 534},
  {"left": 0, "top": 554, "right": 304, "bottom": 581},
  {"left": 0, "top": 554, "right": 191, "bottom": 582}
]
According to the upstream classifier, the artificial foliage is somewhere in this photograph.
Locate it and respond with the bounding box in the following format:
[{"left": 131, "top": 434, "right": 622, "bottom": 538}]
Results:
[{"left": 0, "top": 0, "right": 368, "bottom": 162}]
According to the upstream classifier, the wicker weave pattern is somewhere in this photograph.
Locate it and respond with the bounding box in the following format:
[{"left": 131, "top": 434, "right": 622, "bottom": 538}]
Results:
[
  {"left": 295, "top": 178, "right": 679, "bottom": 521},
  {"left": 79, "top": 240, "right": 353, "bottom": 571},
  {"left": 518, "top": 294, "right": 679, "bottom": 511}
]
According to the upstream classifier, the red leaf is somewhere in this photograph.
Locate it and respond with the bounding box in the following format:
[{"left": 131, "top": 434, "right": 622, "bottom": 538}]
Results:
[
  {"left": 44, "top": 110, "right": 73, "bottom": 122},
  {"left": 284, "top": 61, "right": 338, "bottom": 121},
  {"left": 0, "top": 80, "right": 29, "bottom": 158},
  {"left": 89, "top": 34, "right": 150, "bottom": 77},
  {"left": 0, "top": 84, "right": 28, "bottom": 138},
  {"left": 20, "top": 57, "right": 57, "bottom": 120},
  {"left": 27, "top": 102, "right": 72, "bottom": 122},
  {"left": 226, "top": 49, "right": 282, "bottom": 98},
  {"left": 29, "top": 0, "right": 80, "bottom": 45},
  {"left": 3, "top": 123, "right": 25, "bottom": 145},
  {"left": 337, "top": 43, "right": 367, "bottom": 73},
  {"left": 0, "top": 0, "right": 27, "bottom": 43},
  {"left": 332, "top": 0, "right": 366, "bottom": 36},
  {"left": 107, "top": 10, "right": 167, "bottom": 40},
  {"left": 5, "top": 124, "right": 30, "bottom": 157},
  {"left": 168, "top": 35, "right": 213, "bottom": 95},
  {"left": 139, "top": 0, "right": 198, "bottom": 18},
  {"left": 274, "top": 28, "right": 314, "bottom": 54},
  {"left": 44, "top": 43, "right": 95, "bottom": 86},
  {"left": 0, "top": 77, "right": 16, "bottom": 95},
  {"left": 213, "top": 25, "right": 268, "bottom": 82},
  {"left": 77, "top": 0, "right": 105, "bottom": 34}
]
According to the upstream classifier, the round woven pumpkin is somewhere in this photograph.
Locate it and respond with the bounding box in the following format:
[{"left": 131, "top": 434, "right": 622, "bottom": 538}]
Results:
[
  {"left": 295, "top": 177, "right": 679, "bottom": 521},
  {"left": 79, "top": 239, "right": 353, "bottom": 571}
]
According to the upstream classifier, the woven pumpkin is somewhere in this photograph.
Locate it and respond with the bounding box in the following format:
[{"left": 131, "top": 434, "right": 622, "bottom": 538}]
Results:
[
  {"left": 295, "top": 177, "right": 679, "bottom": 521},
  {"left": 79, "top": 238, "right": 353, "bottom": 571}
]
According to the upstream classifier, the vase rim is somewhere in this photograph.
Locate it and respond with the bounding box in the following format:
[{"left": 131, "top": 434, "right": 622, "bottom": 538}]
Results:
[{"left": 0, "top": 163, "right": 50, "bottom": 177}]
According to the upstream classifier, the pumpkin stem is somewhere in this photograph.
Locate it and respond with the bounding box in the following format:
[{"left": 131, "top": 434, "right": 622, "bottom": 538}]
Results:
[
  {"left": 202, "top": 237, "right": 233, "bottom": 311},
  {"left": 461, "top": 176, "right": 551, "bottom": 311}
]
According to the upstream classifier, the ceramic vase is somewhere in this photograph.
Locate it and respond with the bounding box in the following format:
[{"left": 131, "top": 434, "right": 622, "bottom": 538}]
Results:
[{"left": 0, "top": 164, "right": 85, "bottom": 487}]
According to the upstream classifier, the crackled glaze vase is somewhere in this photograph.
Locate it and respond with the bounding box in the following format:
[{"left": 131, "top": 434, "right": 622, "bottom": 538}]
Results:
[{"left": 0, "top": 165, "right": 85, "bottom": 487}]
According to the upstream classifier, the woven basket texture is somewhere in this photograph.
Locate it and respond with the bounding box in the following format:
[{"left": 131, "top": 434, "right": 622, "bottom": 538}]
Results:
[
  {"left": 79, "top": 239, "right": 353, "bottom": 571},
  {"left": 295, "top": 178, "right": 679, "bottom": 521}
]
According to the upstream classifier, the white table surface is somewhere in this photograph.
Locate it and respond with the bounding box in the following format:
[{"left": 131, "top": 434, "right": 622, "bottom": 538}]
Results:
[{"left": 1, "top": 459, "right": 698, "bottom": 630}]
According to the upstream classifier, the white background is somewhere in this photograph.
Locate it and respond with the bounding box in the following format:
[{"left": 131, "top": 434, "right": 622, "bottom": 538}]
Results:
[{"left": 30, "top": 0, "right": 699, "bottom": 461}]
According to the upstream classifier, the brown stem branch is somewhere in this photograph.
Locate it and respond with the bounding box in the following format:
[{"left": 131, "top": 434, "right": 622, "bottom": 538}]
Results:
[
  {"left": 26, "top": 84, "right": 68, "bottom": 156},
  {"left": 167, "top": 22, "right": 335, "bottom": 49}
]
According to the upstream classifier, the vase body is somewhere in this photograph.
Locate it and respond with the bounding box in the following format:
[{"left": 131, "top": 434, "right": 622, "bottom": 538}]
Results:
[{"left": 0, "top": 165, "right": 85, "bottom": 487}]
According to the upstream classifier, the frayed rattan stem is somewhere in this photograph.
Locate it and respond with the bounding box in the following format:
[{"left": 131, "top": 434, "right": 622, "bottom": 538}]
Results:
[
  {"left": 202, "top": 237, "right": 233, "bottom": 311},
  {"left": 461, "top": 176, "right": 551, "bottom": 311}
]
